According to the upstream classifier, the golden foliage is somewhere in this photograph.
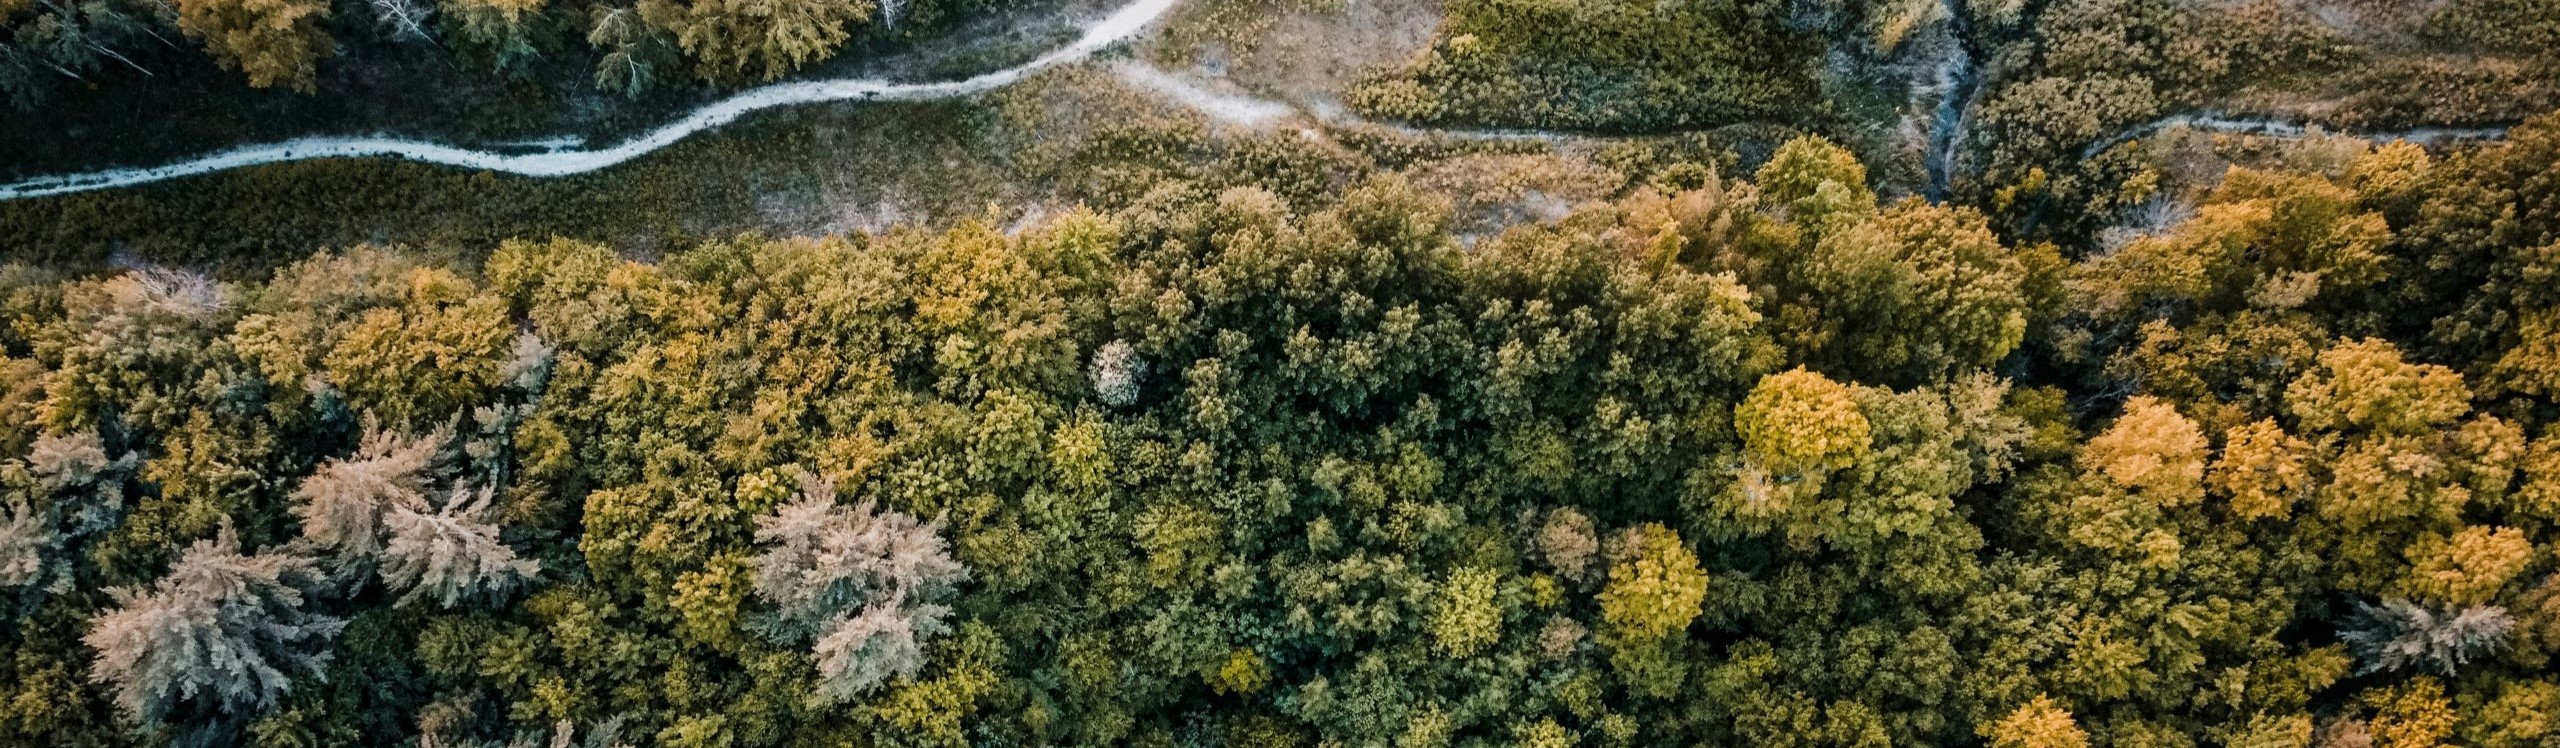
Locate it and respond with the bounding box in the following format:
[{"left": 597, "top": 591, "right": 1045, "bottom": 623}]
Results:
[
  {"left": 2402, "top": 526, "right": 2535, "bottom": 605},
  {"left": 174, "top": 0, "right": 335, "bottom": 91},
  {"left": 2082, "top": 396, "right": 2208, "bottom": 507},
  {"left": 1982, "top": 694, "right": 2089, "bottom": 748},
  {"left": 2213, "top": 418, "right": 2311, "bottom": 520}
]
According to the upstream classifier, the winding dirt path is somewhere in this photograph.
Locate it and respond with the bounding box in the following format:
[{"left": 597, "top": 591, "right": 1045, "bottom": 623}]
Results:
[
  {"left": 0, "top": 0, "right": 1179, "bottom": 201},
  {"left": 2, "top": 0, "right": 2518, "bottom": 204}
]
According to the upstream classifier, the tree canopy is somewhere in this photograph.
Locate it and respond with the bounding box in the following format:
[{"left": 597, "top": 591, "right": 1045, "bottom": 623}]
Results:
[{"left": 6, "top": 123, "right": 2560, "bottom": 747}]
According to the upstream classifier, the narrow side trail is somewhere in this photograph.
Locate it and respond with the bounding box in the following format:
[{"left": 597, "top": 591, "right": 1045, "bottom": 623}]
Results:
[
  {"left": 1107, "top": 63, "right": 1597, "bottom": 143},
  {"left": 2079, "top": 113, "right": 2510, "bottom": 159},
  {"left": 0, "top": 0, "right": 1180, "bottom": 201}
]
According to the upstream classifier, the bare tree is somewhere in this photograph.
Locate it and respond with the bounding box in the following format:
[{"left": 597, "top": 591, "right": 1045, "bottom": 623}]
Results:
[
  {"left": 1089, "top": 340, "right": 1147, "bottom": 408},
  {"left": 370, "top": 0, "right": 437, "bottom": 43},
  {"left": 1535, "top": 508, "right": 1598, "bottom": 580},
  {"left": 105, "top": 265, "right": 228, "bottom": 322}
]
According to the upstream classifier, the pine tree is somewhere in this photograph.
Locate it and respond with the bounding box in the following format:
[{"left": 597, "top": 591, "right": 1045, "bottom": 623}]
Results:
[
  {"left": 4, "top": 430, "right": 135, "bottom": 590},
  {"left": 809, "top": 596, "right": 949, "bottom": 703},
  {"left": 83, "top": 522, "right": 345, "bottom": 724},
  {"left": 442, "top": 0, "right": 543, "bottom": 76},
  {"left": 378, "top": 484, "right": 540, "bottom": 608},
  {"left": 587, "top": 6, "right": 668, "bottom": 98},
  {"left": 292, "top": 423, "right": 534, "bottom": 607},
  {"left": 2339, "top": 598, "right": 2513, "bottom": 676},
  {"left": 27, "top": 429, "right": 114, "bottom": 489},
  {"left": 636, "top": 0, "right": 874, "bottom": 82},
  {"left": 292, "top": 423, "right": 442, "bottom": 560},
  {"left": 750, "top": 470, "right": 965, "bottom": 702},
  {"left": 0, "top": 499, "right": 54, "bottom": 588}
]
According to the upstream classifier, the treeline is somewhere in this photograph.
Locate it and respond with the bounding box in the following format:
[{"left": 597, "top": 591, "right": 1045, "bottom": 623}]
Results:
[
  {"left": 6, "top": 118, "right": 2560, "bottom": 747},
  {"left": 0, "top": 0, "right": 1019, "bottom": 107}
]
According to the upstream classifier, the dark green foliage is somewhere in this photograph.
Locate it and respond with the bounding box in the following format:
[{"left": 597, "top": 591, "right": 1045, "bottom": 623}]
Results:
[
  {"left": 0, "top": 0, "right": 1026, "bottom": 107},
  {"left": 1347, "top": 0, "right": 1830, "bottom": 132}
]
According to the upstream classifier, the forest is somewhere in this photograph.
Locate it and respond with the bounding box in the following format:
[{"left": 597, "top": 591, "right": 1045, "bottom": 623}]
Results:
[
  {"left": 7, "top": 0, "right": 2560, "bottom": 746},
  {"left": 0, "top": 0, "right": 1023, "bottom": 102}
]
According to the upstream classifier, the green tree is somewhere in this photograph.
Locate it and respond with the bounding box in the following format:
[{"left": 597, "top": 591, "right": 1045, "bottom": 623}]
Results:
[
  {"left": 1597, "top": 523, "right": 1705, "bottom": 641},
  {"left": 1799, "top": 199, "right": 2031, "bottom": 383},
  {"left": 442, "top": 0, "right": 546, "bottom": 76}
]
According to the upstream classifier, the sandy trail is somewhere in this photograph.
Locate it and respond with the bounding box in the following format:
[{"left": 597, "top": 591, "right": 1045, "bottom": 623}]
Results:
[
  {"left": 0, "top": 0, "right": 1180, "bottom": 201},
  {"left": 1110, "top": 63, "right": 1297, "bottom": 127}
]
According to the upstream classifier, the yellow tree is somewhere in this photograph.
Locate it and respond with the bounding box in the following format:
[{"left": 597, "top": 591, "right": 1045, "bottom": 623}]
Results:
[
  {"left": 1981, "top": 695, "right": 2089, "bottom": 748},
  {"left": 640, "top": 0, "right": 874, "bottom": 82},
  {"left": 1597, "top": 523, "right": 1706, "bottom": 641},
  {"left": 2081, "top": 396, "right": 2209, "bottom": 508},
  {"left": 2212, "top": 418, "right": 2312, "bottom": 520},
  {"left": 2401, "top": 526, "right": 2534, "bottom": 606},
  {"left": 1718, "top": 368, "right": 1870, "bottom": 539},
  {"left": 175, "top": 0, "right": 334, "bottom": 91}
]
